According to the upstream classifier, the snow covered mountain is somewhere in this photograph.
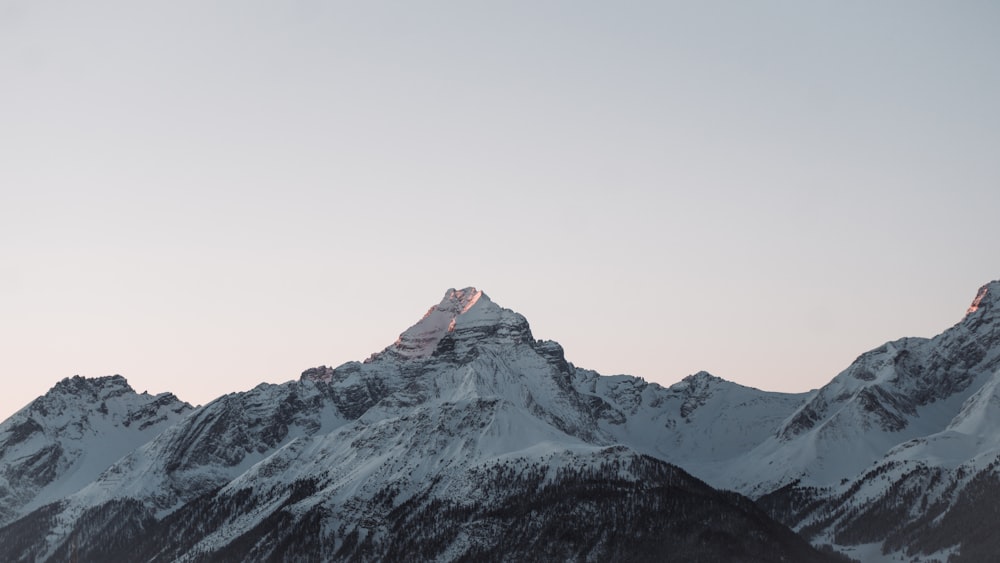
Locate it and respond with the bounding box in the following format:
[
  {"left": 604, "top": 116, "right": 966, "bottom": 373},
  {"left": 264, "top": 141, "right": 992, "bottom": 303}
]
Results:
[
  {"left": 573, "top": 369, "right": 808, "bottom": 484},
  {"left": 724, "top": 282, "right": 1000, "bottom": 495},
  {"left": 755, "top": 280, "right": 1000, "bottom": 561},
  {"left": 0, "top": 288, "right": 837, "bottom": 562},
  {"left": 0, "top": 375, "right": 191, "bottom": 526},
  {"left": 2, "top": 281, "right": 999, "bottom": 562}
]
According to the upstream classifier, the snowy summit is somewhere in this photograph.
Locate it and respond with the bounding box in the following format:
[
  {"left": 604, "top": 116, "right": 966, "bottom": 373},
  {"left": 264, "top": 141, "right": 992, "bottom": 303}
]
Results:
[
  {"left": 2, "top": 281, "right": 1000, "bottom": 562},
  {"left": 390, "top": 287, "right": 529, "bottom": 359}
]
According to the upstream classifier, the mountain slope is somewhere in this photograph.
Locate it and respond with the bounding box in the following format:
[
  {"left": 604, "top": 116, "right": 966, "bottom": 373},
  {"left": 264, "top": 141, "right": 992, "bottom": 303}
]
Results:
[
  {"left": 755, "top": 281, "right": 1000, "bottom": 560},
  {"left": 0, "top": 375, "right": 192, "bottom": 527},
  {"left": 573, "top": 369, "right": 808, "bottom": 485},
  {"left": 0, "top": 288, "right": 839, "bottom": 562},
  {"left": 728, "top": 280, "right": 1000, "bottom": 495},
  {"left": 41, "top": 452, "right": 835, "bottom": 563},
  {"left": 6, "top": 281, "right": 999, "bottom": 561}
]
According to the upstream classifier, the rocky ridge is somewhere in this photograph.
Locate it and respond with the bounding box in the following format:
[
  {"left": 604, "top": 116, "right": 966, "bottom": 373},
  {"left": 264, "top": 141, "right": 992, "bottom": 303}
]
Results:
[
  {"left": 0, "top": 375, "right": 191, "bottom": 526},
  {"left": 0, "top": 288, "right": 838, "bottom": 562},
  {"left": 2, "top": 281, "right": 1000, "bottom": 561}
]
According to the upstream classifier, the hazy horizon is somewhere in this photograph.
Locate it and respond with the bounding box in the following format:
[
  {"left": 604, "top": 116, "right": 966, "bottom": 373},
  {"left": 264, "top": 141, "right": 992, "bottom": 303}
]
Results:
[{"left": 2, "top": 1, "right": 999, "bottom": 420}]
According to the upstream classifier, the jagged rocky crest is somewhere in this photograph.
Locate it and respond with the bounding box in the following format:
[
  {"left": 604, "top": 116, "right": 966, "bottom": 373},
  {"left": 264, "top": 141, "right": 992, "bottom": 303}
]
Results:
[
  {"left": 965, "top": 280, "right": 999, "bottom": 316},
  {"left": 0, "top": 376, "right": 191, "bottom": 526},
  {"left": 2, "top": 281, "right": 1000, "bottom": 562}
]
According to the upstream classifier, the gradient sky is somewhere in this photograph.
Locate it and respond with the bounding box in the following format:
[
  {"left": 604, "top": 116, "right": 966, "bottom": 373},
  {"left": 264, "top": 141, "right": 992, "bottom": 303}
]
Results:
[{"left": 2, "top": 1, "right": 999, "bottom": 420}]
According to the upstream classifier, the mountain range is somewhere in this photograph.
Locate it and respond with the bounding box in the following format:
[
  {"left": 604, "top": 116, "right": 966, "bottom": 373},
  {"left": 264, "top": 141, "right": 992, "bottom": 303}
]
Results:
[{"left": 1, "top": 282, "right": 998, "bottom": 562}]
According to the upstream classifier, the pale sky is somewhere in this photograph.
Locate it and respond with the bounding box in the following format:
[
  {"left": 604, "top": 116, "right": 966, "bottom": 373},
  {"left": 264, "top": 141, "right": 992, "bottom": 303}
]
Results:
[{"left": 2, "top": 1, "right": 998, "bottom": 420}]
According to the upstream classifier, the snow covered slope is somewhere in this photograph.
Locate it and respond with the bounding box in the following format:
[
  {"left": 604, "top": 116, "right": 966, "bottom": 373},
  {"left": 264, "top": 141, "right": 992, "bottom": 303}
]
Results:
[
  {"left": 0, "top": 375, "right": 191, "bottom": 525},
  {"left": 573, "top": 369, "right": 808, "bottom": 482},
  {"left": 730, "top": 280, "right": 1000, "bottom": 495},
  {"left": 755, "top": 281, "right": 1000, "bottom": 560},
  {"left": 0, "top": 288, "right": 838, "bottom": 562},
  {"left": 3, "top": 281, "right": 1000, "bottom": 561}
]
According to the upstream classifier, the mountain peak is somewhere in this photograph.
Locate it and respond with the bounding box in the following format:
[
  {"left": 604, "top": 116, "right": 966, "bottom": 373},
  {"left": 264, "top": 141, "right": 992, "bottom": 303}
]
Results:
[
  {"left": 966, "top": 280, "right": 1000, "bottom": 316},
  {"left": 672, "top": 372, "right": 731, "bottom": 392},
  {"left": 49, "top": 374, "right": 133, "bottom": 398},
  {"left": 390, "top": 287, "right": 529, "bottom": 360},
  {"left": 684, "top": 371, "right": 722, "bottom": 383},
  {"left": 442, "top": 287, "right": 485, "bottom": 313},
  {"left": 392, "top": 287, "right": 494, "bottom": 359}
]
